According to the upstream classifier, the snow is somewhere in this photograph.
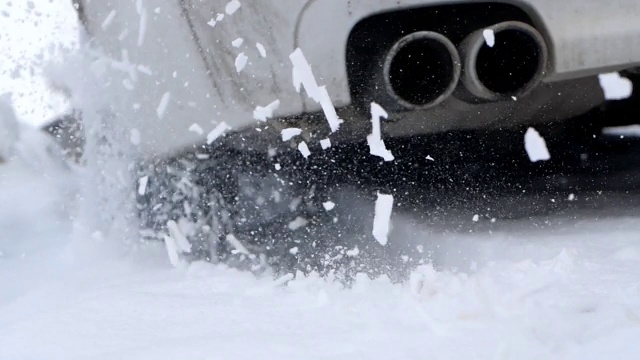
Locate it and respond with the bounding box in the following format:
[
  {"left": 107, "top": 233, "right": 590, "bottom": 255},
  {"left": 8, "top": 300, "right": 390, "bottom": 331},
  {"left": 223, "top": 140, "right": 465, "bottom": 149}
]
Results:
[
  {"left": 372, "top": 192, "right": 394, "bottom": 246},
  {"left": 253, "top": 99, "right": 280, "bottom": 121},
  {"left": 298, "top": 141, "right": 311, "bottom": 158},
  {"left": 0, "top": 94, "right": 19, "bottom": 161},
  {"left": 235, "top": 52, "right": 248, "bottom": 73},
  {"left": 483, "top": 29, "right": 495, "bottom": 47},
  {"left": 598, "top": 72, "right": 633, "bottom": 100},
  {"left": 323, "top": 201, "right": 336, "bottom": 211},
  {"left": 524, "top": 127, "right": 551, "bottom": 162},
  {"left": 101, "top": 10, "right": 117, "bottom": 30},
  {"left": 188, "top": 123, "right": 204, "bottom": 135},
  {"left": 281, "top": 127, "right": 303, "bottom": 141},
  {"left": 290, "top": 48, "right": 344, "bottom": 133},
  {"left": 4, "top": 141, "right": 640, "bottom": 359},
  {"left": 206, "top": 122, "right": 232, "bottom": 144},
  {"left": 156, "top": 92, "right": 171, "bottom": 119},
  {"left": 232, "top": 38, "right": 244, "bottom": 47},
  {"left": 320, "top": 138, "right": 331, "bottom": 150},
  {"left": 225, "top": 0, "right": 242, "bottom": 15},
  {"left": 256, "top": 43, "right": 267, "bottom": 58},
  {"left": 138, "top": 8, "right": 148, "bottom": 47},
  {"left": 367, "top": 102, "right": 395, "bottom": 161},
  {"left": 137, "top": 175, "right": 149, "bottom": 196},
  {"left": 4, "top": 3, "right": 640, "bottom": 359}
]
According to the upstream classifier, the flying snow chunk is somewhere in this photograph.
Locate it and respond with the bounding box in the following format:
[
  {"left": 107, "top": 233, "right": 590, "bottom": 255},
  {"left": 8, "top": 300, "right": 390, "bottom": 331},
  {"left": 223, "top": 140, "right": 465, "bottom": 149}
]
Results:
[
  {"left": 225, "top": 0, "right": 241, "bottom": 15},
  {"left": 189, "top": 123, "right": 204, "bottom": 135},
  {"left": 207, "top": 122, "right": 232, "bottom": 144},
  {"left": 138, "top": 176, "right": 149, "bottom": 196},
  {"left": 281, "top": 128, "right": 303, "bottom": 141},
  {"left": 298, "top": 141, "right": 311, "bottom": 158},
  {"left": 289, "top": 48, "right": 344, "bottom": 132},
  {"left": 232, "top": 38, "right": 244, "bottom": 47},
  {"left": 598, "top": 72, "right": 633, "bottom": 100},
  {"left": 323, "top": 201, "right": 336, "bottom": 211},
  {"left": 320, "top": 138, "right": 331, "bottom": 150},
  {"left": 524, "top": 127, "right": 551, "bottom": 162},
  {"left": 235, "top": 52, "right": 248, "bottom": 73},
  {"left": 288, "top": 217, "right": 309, "bottom": 230},
  {"left": 130, "top": 128, "right": 141, "bottom": 145},
  {"left": 367, "top": 102, "right": 394, "bottom": 161},
  {"left": 483, "top": 29, "right": 495, "bottom": 47},
  {"left": 137, "top": 8, "right": 147, "bottom": 46},
  {"left": 156, "top": 92, "right": 171, "bottom": 119},
  {"left": 137, "top": 65, "right": 152, "bottom": 75},
  {"left": 256, "top": 43, "right": 267, "bottom": 58},
  {"left": 167, "top": 220, "right": 192, "bottom": 253},
  {"left": 207, "top": 19, "right": 217, "bottom": 28},
  {"left": 101, "top": 10, "right": 117, "bottom": 30},
  {"left": 373, "top": 192, "right": 394, "bottom": 246},
  {"left": 163, "top": 235, "right": 182, "bottom": 267},
  {"left": 253, "top": 99, "right": 280, "bottom": 121}
]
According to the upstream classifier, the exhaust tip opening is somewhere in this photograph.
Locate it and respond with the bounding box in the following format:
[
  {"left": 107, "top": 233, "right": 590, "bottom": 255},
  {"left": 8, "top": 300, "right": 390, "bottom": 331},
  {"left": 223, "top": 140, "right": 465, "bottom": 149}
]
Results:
[
  {"left": 384, "top": 32, "right": 461, "bottom": 109},
  {"left": 464, "top": 22, "right": 548, "bottom": 100}
]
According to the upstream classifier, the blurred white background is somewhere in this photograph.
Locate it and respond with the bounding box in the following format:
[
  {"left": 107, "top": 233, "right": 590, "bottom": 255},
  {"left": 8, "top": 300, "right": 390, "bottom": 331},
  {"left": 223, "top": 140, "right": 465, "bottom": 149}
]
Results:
[{"left": 0, "top": 0, "right": 78, "bottom": 127}]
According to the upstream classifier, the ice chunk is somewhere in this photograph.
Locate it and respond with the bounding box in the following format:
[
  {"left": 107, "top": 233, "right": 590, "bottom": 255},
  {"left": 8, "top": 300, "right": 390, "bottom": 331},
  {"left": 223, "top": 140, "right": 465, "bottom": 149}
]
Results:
[
  {"left": 167, "top": 220, "right": 192, "bottom": 253},
  {"left": 225, "top": 0, "right": 241, "bottom": 15},
  {"left": 207, "top": 19, "right": 217, "bottom": 28},
  {"left": 366, "top": 102, "right": 394, "bottom": 161},
  {"left": 256, "top": 43, "right": 267, "bottom": 58},
  {"left": 130, "top": 128, "right": 141, "bottom": 145},
  {"left": 323, "top": 201, "right": 336, "bottom": 211},
  {"left": 137, "top": 176, "right": 149, "bottom": 196},
  {"left": 598, "top": 72, "right": 633, "bottom": 100},
  {"left": 281, "top": 128, "right": 302, "bottom": 141},
  {"left": 320, "top": 138, "right": 331, "bottom": 150},
  {"left": 225, "top": 234, "right": 250, "bottom": 255},
  {"left": 163, "top": 235, "right": 182, "bottom": 267},
  {"left": 207, "top": 122, "right": 232, "bottom": 144},
  {"left": 137, "top": 9, "right": 147, "bottom": 46},
  {"left": 373, "top": 192, "right": 394, "bottom": 246},
  {"left": 288, "top": 217, "right": 309, "bottom": 230},
  {"left": 232, "top": 38, "right": 244, "bottom": 47},
  {"left": 101, "top": 10, "right": 117, "bottom": 30},
  {"left": 253, "top": 99, "right": 280, "bottom": 121},
  {"left": 524, "top": 127, "right": 551, "bottom": 162},
  {"left": 235, "top": 52, "right": 248, "bottom": 73},
  {"left": 298, "top": 141, "right": 311, "bottom": 158},
  {"left": 289, "top": 48, "right": 343, "bottom": 132},
  {"left": 189, "top": 123, "right": 204, "bottom": 135},
  {"left": 472, "top": 214, "right": 479, "bottom": 222},
  {"left": 483, "top": 29, "right": 495, "bottom": 47},
  {"left": 426, "top": 155, "right": 435, "bottom": 161},
  {"left": 137, "top": 65, "right": 152, "bottom": 75},
  {"left": 156, "top": 92, "right": 170, "bottom": 119}
]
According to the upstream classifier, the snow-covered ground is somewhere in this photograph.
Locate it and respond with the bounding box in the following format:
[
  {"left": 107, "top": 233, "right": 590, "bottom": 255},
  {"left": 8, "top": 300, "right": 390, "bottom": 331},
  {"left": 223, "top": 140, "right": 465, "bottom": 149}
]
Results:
[{"left": 2, "top": 135, "right": 640, "bottom": 360}]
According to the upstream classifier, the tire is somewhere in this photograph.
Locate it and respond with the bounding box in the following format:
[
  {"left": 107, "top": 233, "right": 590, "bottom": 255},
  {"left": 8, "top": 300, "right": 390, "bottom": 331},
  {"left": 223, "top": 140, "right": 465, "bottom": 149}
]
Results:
[{"left": 135, "top": 144, "right": 326, "bottom": 272}]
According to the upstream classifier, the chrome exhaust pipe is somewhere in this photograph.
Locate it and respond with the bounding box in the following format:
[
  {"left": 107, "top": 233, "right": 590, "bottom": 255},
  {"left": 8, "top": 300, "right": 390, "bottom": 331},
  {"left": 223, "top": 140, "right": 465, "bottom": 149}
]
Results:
[
  {"left": 380, "top": 31, "right": 461, "bottom": 110},
  {"left": 458, "top": 21, "right": 548, "bottom": 101}
]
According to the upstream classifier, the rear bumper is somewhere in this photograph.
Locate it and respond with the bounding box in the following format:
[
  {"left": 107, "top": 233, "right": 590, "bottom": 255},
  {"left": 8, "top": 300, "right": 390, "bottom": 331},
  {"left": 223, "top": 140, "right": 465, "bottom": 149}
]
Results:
[{"left": 296, "top": 0, "right": 640, "bottom": 111}]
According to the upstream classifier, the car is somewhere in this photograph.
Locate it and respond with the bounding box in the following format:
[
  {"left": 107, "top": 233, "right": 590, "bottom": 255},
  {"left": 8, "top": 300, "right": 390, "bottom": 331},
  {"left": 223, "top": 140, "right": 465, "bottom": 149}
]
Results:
[{"left": 72, "top": 0, "right": 640, "bottom": 269}]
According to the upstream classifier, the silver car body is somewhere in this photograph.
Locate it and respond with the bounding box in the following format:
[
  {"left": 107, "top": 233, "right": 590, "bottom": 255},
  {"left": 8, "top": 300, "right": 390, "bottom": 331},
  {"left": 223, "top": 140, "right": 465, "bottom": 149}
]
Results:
[{"left": 76, "top": 0, "right": 640, "bottom": 159}]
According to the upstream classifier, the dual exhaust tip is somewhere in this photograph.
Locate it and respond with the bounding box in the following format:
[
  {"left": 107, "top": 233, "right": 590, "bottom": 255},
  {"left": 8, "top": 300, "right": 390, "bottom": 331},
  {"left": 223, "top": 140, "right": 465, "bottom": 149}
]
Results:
[{"left": 381, "top": 21, "right": 548, "bottom": 110}]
